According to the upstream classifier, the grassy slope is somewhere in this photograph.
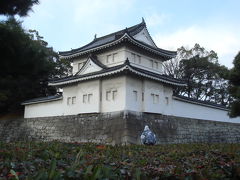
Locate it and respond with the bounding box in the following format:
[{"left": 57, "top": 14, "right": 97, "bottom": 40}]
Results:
[{"left": 0, "top": 142, "right": 240, "bottom": 179}]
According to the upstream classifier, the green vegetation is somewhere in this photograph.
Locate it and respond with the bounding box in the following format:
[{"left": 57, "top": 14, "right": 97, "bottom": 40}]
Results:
[
  {"left": 0, "top": 18, "right": 71, "bottom": 114},
  {"left": 164, "top": 44, "right": 231, "bottom": 106},
  {"left": 229, "top": 51, "right": 240, "bottom": 117},
  {"left": 0, "top": 0, "right": 39, "bottom": 17},
  {"left": 1, "top": 142, "right": 240, "bottom": 179}
]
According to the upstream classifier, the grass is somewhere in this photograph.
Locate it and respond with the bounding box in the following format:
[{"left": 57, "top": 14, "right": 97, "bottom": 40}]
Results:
[{"left": 0, "top": 142, "right": 240, "bottom": 179}]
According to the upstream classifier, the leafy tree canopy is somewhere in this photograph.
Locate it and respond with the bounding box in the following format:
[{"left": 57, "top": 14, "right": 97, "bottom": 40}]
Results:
[
  {"left": 229, "top": 52, "right": 240, "bottom": 117},
  {"left": 0, "top": 0, "right": 39, "bottom": 17},
  {"left": 0, "top": 18, "right": 70, "bottom": 113},
  {"left": 164, "top": 44, "right": 231, "bottom": 106}
]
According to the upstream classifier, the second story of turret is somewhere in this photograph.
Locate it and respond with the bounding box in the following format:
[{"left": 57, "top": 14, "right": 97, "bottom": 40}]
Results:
[{"left": 59, "top": 19, "right": 176, "bottom": 76}]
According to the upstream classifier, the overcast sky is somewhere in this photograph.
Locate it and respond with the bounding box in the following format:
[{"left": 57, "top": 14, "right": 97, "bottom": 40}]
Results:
[{"left": 18, "top": 0, "right": 240, "bottom": 67}]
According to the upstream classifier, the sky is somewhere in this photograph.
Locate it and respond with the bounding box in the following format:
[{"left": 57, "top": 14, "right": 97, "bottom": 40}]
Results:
[{"left": 17, "top": 0, "right": 240, "bottom": 68}]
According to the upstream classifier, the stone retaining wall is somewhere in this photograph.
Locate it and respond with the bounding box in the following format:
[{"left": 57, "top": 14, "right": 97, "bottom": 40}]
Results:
[{"left": 1, "top": 111, "right": 240, "bottom": 144}]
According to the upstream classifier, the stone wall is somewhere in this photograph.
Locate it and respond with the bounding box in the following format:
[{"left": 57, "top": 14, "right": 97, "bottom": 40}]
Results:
[
  {"left": 1, "top": 111, "right": 240, "bottom": 144},
  {"left": 125, "top": 112, "right": 240, "bottom": 144}
]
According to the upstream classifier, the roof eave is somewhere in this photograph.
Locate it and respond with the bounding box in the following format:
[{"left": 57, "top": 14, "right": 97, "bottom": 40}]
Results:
[
  {"left": 22, "top": 96, "right": 63, "bottom": 105},
  {"left": 173, "top": 95, "right": 228, "bottom": 111},
  {"left": 49, "top": 62, "right": 186, "bottom": 87},
  {"left": 59, "top": 33, "right": 176, "bottom": 60}
]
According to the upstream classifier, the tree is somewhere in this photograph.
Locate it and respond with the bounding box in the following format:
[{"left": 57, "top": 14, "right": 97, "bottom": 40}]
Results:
[
  {"left": 0, "top": 0, "right": 39, "bottom": 17},
  {"left": 229, "top": 52, "right": 240, "bottom": 117},
  {"left": 0, "top": 18, "right": 70, "bottom": 113},
  {"left": 164, "top": 44, "right": 231, "bottom": 106}
]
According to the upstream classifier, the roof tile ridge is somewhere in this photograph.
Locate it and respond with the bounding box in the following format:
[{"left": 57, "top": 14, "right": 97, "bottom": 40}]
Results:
[
  {"left": 85, "top": 21, "right": 145, "bottom": 43},
  {"left": 129, "top": 65, "right": 185, "bottom": 83},
  {"left": 173, "top": 94, "right": 228, "bottom": 109},
  {"left": 59, "top": 39, "right": 97, "bottom": 55},
  {"left": 131, "top": 37, "right": 177, "bottom": 55}
]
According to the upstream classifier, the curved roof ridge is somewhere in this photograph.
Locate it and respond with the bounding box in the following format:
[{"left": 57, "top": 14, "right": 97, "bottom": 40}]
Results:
[
  {"left": 49, "top": 59, "right": 186, "bottom": 87},
  {"left": 59, "top": 21, "right": 145, "bottom": 56}
]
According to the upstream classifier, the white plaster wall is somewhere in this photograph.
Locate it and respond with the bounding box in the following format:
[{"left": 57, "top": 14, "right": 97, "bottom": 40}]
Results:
[
  {"left": 143, "top": 80, "right": 165, "bottom": 114},
  {"left": 101, "top": 76, "right": 126, "bottom": 112},
  {"left": 72, "top": 57, "right": 87, "bottom": 75},
  {"left": 97, "top": 47, "right": 126, "bottom": 67},
  {"left": 171, "top": 98, "right": 240, "bottom": 123},
  {"left": 24, "top": 100, "right": 63, "bottom": 118},
  {"left": 62, "top": 80, "right": 100, "bottom": 115},
  {"left": 71, "top": 47, "right": 165, "bottom": 76},
  {"left": 125, "top": 76, "right": 143, "bottom": 112},
  {"left": 125, "top": 48, "right": 164, "bottom": 74},
  {"left": 161, "top": 86, "right": 174, "bottom": 115},
  {"left": 124, "top": 77, "right": 173, "bottom": 114}
]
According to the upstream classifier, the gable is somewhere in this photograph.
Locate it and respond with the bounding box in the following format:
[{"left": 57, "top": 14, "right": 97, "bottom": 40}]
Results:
[
  {"left": 76, "top": 57, "right": 103, "bottom": 75},
  {"left": 133, "top": 27, "right": 157, "bottom": 48}
]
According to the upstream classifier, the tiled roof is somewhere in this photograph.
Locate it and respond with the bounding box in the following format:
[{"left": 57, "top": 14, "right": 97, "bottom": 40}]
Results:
[
  {"left": 49, "top": 60, "right": 186, "bottom": 87},
  {"left": 59, "top": 20, "right": 176, "bottom": 60},
  {"left": 173, "top": 94, "right": 228, "bottom": 111},
  {"left": 22, "top": 94, "right": 62, "bottom": 105}
]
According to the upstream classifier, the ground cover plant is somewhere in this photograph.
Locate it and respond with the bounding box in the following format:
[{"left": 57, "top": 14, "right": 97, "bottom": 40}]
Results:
[{"left": 0, "top": 142, "right": 240, "bottom": 179}]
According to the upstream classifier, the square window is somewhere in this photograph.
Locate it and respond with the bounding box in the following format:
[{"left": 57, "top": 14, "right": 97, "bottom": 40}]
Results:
[
  {"left": 137, "top": 55, "right": 141, "bottom": 64},
  {"left": 154, "top": 61, "right": 158, "bottom": 69},
  {"left": 72, "top": 96, "right": 76, "bottom": 104},
  {"left": 155, "top": 95, "right": 159, "bottom": 104},
  {"left": 83, "top": 94, "right": 87, "bottom": 103},
  {"left": 165, "top": 97, "right": 169, "bottom": 105},
  {"left": 151, "top": 94, "right": 154, "bottom": 103},
  {"left": 88, "top": 94, "right": 93, "bottom": 103},
  {"left": 78, "top": 63, "right": 83, "bottom": 70},
  {"left": 150, "top": 60, "right": 154, "bottom": 68},
  {"left": 133, "top": 90, "right": 137, "bottom": 101},
  {"left": 113, "top": 53, "right": 117, "bottom": 62},
  {"left": 106, "top": 91, "right": 111, "bottom": 101},
  {"left": 67, "top": 97, "right": 71, "bottom": 105},
  {"left": 107, "top": 55, "right": 112, "bottom": 63},
  {"left": 131, "top": 53, "right": 136, "bottom": 62},
  {"left": 112, "top": 90, "right": 117, "bottom": 100}
]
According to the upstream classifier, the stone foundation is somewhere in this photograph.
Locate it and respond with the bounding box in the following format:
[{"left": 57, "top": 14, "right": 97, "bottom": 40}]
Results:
[{"left": 1, "top": 111, "right": 240, "bottom": 144}]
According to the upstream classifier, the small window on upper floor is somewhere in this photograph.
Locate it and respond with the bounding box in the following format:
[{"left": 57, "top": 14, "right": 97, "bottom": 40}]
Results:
[
  {"left": 112, "top": 90, "right": 117, "bottom": 100},
  {"left": 67, "top": 96, "right": 76, "bottom": 105},
  {"left": 155, "top": 95, "right": 159, "bottom": 104},
  {"left": 78, "top": 62, "right": 84, "bottom": 70},
  {"left": 67, "top": 97, "right": 71, "bottom": 105},
  {"left": 106, "top": 90, "right": 118, "bottom": 101},
  {"left": 165, "top": 97, "right": 169, "bottom": 105},
  {"left": 137, "top": 55, "right": 141, "bottom": 64},
  {"left": 150, "top": 59, "right": 154, "bottom": 68},
  {"left": 151, "top": 93, "right": 159, "bottom": 104},
  {"left": 131, "top": 53, "right": 136, "bottom": 62},
  {"left": 83, "top": 94, "right": 87, "bottom": 103},
  {"left": 106, "top": 91, "right": 111, "bottom": 101},
  {"left": 113, "top": 53, "right": 118, "bottom": 62},
  {"left": 154, "top": 61, "right": 158, "bottom": 69},
  {"left": 106, "top": 55, "right": 112, "bottom": 63},
  {"left": 133, "top": 90, "right": 138, "bottom": 101},
  {"left": 88, "top": 94, "right": 93, "bottom": 103},
  {"left": 72, "top": 96, "right": 76, "bottom": 104},
  {"left": 150, "top": 59, "right": 160, "bottom": 70}
]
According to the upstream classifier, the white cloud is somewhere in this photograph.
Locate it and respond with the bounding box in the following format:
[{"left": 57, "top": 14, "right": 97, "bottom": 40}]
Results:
[
  {"left": 73, "top": 0, "right": 135, "bottom": 23},
  {"left": 154, "top": 25, "right": 240, "bottom": 67},
  {"left": 145, "top": 12, "right": 169, "bottom": 27}
]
